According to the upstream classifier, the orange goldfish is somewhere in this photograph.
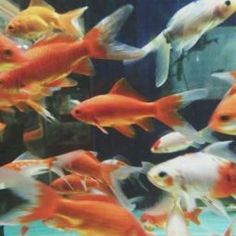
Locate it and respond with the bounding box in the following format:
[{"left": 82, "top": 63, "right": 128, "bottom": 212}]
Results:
[
  {"left": 0, "top": 5, "right": 144, "bottom": 91},
  {"left": 51, "top": 174, "right": 113, "bottom": 197},
  {"left": 71, "top": 78, "right": 207, "bottom": 143},
  {"left": 209, "top": 84, "right": 236, "bottom": 135},
  {"left": 0, "top": 32, "right": 27, "bottom": 71},
  {"left": 141, "top": 208, "right": 202, "bottom": 229},
  {"left": 6, "top": 0, "right": 87, "bottom": 40},
  {"left": 45, "top": 198, "right": 151, "bottom": 236},
  {"left": 0, "top": 168, "right": 60, "bottom": 225}
]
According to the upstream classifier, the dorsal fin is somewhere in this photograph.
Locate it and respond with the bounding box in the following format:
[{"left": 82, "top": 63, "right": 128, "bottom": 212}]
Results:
[
  {"left": 109, "top": 78, "right": 146, "bottom": 101},
  {"left": 31, "top": 34, "right": 76, "bottom": 49},
  {"left": 29, "top": 0, "right": 55, "bottom": 10},
  {"left": 13, "top": 151, "right": 40, "bottom": 162}
]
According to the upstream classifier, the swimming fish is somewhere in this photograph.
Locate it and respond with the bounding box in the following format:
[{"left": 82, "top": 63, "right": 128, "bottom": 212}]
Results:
[
  {"left": 141, "top": 208, "right": 202, "bottom": 229},
  {"left": 147, "top": 142, "right": 236, "bottom": 215},
  {"left": 0, "top": 168, "right": 60, "bottom": 226},
  {"left": 71, "top": 78, "right": 207, "bottom": 143},
  {"left": 0, "top": 5, "right": 145, "bottom": 119},
  {"left": 45, "top": 198, "right": 151, "bottom": 236},
  {"left": 0, "top": 33, "right": 27, "bottom": 71},
  {"left": 6, "top": 0, "right": 87, "bottom": 40},
  {"left": 208, "top": 85, "right": 236, "bottom": 135},
  {"left": 151, "top": 127, "right": 216, "bottom": 153},
  {"left": 142, "top": 0, "right": 236, "bottom": 87}
]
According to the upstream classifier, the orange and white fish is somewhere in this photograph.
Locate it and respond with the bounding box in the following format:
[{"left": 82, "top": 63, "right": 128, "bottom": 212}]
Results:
[
  {"left": 6, "top": 0, "right": 87, "bottom": 40},
  {"left": 151, "top": 127, "right": 216, "bottom": 153},
  {"left": 141, "top": 208, "right": 202, "bottom": 229},
  {"left": 45, "top": 198, "right": 152, "bottom": 236},
  {"left": 0, "top": 32, "right": 27, "bottom": 71},
  {"left": 71, "top": 78, "right": 207, "bottom": 143},
  {"left": 142, "top": 0, "right": 236, "bottom": 87},
  {"left": 147, "top": 141, "right": 236, "bottom": 216},
  {"left": 0, "top": 168, "right": 60, "bottom": 226},
  {"left": 209, "top": 85, "right": 236, "bottom": 135}
]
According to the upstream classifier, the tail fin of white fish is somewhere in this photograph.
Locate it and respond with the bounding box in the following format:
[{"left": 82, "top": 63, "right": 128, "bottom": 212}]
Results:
[
  {"left": 154, "top": 88, "right": 208, "bottom": 144},
  {"left": 211, "top": 71, "right": 236, "bottom": 84},
  {"left": 142, "top": 32, "right": 171, "bottom": 87},
  {"left": 199, "top": 126, "right": 218, "bottom": 144},
  {"left": 203, "top": 141, "right": 236, "bottom": 163},
  {"left": 83, "top": 5, "right": 145, "bottom": 61}
]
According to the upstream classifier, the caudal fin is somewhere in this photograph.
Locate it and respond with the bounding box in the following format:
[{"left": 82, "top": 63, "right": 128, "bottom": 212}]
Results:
[
  {"left": 142, "top": 32, "right": 171, "bottom": 88},
  {"left": 83, "top": 5, "right": 145, "bottom": 61},
  {"left": 154, "top": 89, "right": 208, "bottom": 144}
]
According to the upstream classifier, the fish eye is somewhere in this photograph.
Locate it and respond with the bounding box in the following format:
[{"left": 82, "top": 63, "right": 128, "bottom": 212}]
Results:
[
  {"left": 7, "top": 25, "right": 15, "bottom": 32},
  {"left": 158, "top": 171, "right": 168, "bottom": 178},
  {"left": 225, "top": 0, "right": 231, "bottom": 6},
  {"left": 2, "top": 49, "right": 13, "bottom": 58},
  {"left": 74, "top": 109, "right": 81, "bottom": 115},
  {"left": 219, "top": 114, "right": 231, "bottom": 122}
]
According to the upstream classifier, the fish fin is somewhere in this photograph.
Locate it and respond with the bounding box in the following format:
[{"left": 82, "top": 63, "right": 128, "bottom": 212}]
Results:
[
  {"left": 141, "top": 161, "right": 155, "bottom": 174},
  {"left": 83, "top": 5, "right": 145, "bottom": 60},
  {"left": 202, "top": 197, "right": 230, "bottom": 219},
  {"left": 141, "top": 32, "right": 171, "bottom": 88},
  {"left": 154, "top": 88, "right": 208, "bottom": 144},
  {"left": 58, "top": 7, "right": 88, "bottom": 37},
  {"left": 70, "top": 57, "right": 95, "bottom": 76},
  {"left": 199, "top": 126, "right": 218, "bottom": 144},
  {"left": 13, "top": 151, "right": 40, "bottom": 162},
  {"left": 136, "top": 118, "right": 154, "bottom": 132},
  {"left": 20, "top": 225, "right": 29, "bottom": 236},
  {"left": 25, "top": 100, "right": 55, "bottom": 122},
  {"left": 29, "top": 0, "right": 55, "bottom": 10},
  {"left": 203, "top": 141, "right": 236, "bottom": 163},
  {"left": 95, "top": 125, "right": 109, "bottom": 135},
  {"left": 188, "top": 208, "right": 202, "bottom": 225},
  {"left": 45, "top": 77, "right": 78, "bottom": 88},
  {"left": 211, "top": 71, "right": 236, "bottom": 85},
  {"left": 109, "top": 78, "right": 146, "bottom": 101},
  {"left": 113, "top": 125, "right": 136, "bottom": 138},
  {"left": 0, "top": 0, "right": 20, "bottom": 19}
]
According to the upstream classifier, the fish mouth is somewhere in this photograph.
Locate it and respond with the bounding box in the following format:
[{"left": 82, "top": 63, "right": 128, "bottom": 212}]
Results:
[
  {"left": 147, "top": 173, "right": 166, "bottom": 189},
  {"left": 211, "top": 121, "right": 236, "bottom": 135}
]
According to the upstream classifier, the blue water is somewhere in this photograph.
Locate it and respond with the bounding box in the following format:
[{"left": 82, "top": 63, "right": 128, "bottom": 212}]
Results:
[{"left": 4, "top": 210, "right": 236, "bottom": 236}]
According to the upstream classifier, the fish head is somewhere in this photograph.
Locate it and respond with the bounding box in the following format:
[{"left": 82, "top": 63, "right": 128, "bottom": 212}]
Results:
[
  {"left": 213, "top": 0, "right": 236, "bottom": 19},
  {"left": 209, "top": 95, "right": 236, "bottom": 135},
  {"left": 6, "top": 15, "right": 46, "bottom": 40},
  {"left": 147, "top": 162, "right": 181, "bottom": 194},
  {"left": 0, "top": 33, "right": 27, "bottom": 71}
]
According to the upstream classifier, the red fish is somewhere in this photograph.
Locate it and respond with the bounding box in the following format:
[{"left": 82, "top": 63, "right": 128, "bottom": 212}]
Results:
[
  {"left": 71, "top": 78, "right": 207, "bottom": 143},
  {"left": 0, "top": 5, "right": 144, "bottom": 91},
  {"left": 45, "top": 198, "right": 151, "bottom": 236}
]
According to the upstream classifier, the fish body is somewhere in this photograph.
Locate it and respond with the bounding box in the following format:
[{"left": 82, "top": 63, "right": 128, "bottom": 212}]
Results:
[
  {"left": 71, "top": 78, "right": 207, "bottom": 142},
  {"left": 46, "top": 198, "right": 148, "bottom": 236},
  {"left": 0, "top": 168, "right": 60, "bottom": 225},
  {"left": 6, "top": 0, "right": 87, "bottom": 40},
  {"left": 147, "top": 152, "right": 236, "bottom": 200},
  {"left": 0, "top": 33, "right": 27, "bottom": 71},
  {"left": 143, "top": 0, "right": 236, "bottom": 87}
]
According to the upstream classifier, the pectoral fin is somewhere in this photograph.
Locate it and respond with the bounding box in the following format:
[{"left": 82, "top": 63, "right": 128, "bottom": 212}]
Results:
[{"left": 136, "top": 118, "right": 154, "bottom": 132}]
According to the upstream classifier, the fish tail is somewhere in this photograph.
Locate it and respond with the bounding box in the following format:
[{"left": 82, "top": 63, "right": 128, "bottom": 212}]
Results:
[
  {"left": 187, "top": 209, "right": 202, "bottom": 225},
  {"left": 58, "top": 7, "right": 88, "bottom": 37},
  {"left": 154, "top": 89, "right": 208, "bottom": 144},
  {"left": 143, "top": 32, "right": 171, "bottom": 87},
  {"left": 0, "top": 168, "right": 60, "bottom": 223},
  {"left": 83, "top": 5, "right": 145, "bottom": 61},
  {"left": 25, "top": 99, "right": 55, "bottom": 122}
]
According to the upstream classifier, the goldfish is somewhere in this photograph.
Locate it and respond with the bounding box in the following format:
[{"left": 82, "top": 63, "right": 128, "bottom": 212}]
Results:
[
  {"left": 208, "top": 85, "right": 236, "bottom": 135},
  {"left": 0, "top": 167, "right": 60, "bottom": 226},
  {"left": 142, "top": 0, "right": 236, "bottom": 87},
  {"left": 147, "top": 141, "right": 236, "bottom": 216},
  {"left": 4, "top": 150, "right": 140, "bottom": 210},
  {"left": 71, "top": 78, "right": 207, "bottom": 143},
  {"left": 0, "top": 33, "right": 27, "bottom": 71},
  {"left": 45, "top": 198, "right": 151, "bottom": 236},
  {"left": 141, "top": 208, "right": 202, "bottom": 229},
  {"left": 151, "top": 127, "right": 216, "bottom": 153},
  {"left": 6, "top": 0, "right": 87, "bottom": 40}
]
